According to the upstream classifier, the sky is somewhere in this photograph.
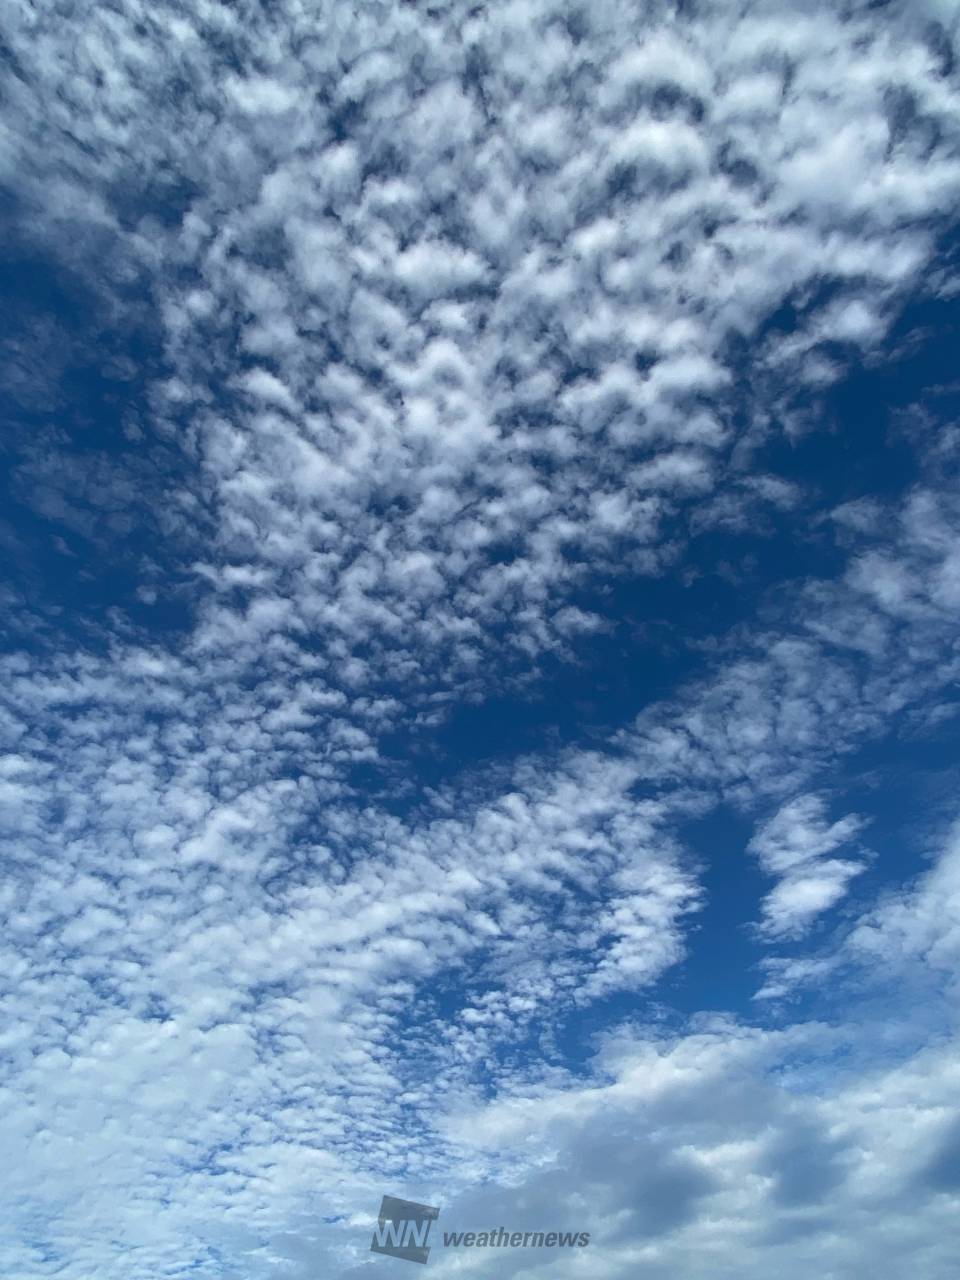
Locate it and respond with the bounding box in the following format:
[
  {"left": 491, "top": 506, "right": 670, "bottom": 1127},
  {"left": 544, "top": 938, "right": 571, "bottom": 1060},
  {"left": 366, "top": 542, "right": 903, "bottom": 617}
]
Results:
[{"left": 2, "top": 0, "right": 960, "bottom": 1276}]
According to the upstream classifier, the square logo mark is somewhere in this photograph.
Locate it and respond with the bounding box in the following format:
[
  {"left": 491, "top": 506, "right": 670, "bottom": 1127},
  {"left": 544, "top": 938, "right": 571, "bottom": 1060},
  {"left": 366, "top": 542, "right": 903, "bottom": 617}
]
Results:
[{"left": 370, "top": 1194, "right": 439, "bottom": 1265}]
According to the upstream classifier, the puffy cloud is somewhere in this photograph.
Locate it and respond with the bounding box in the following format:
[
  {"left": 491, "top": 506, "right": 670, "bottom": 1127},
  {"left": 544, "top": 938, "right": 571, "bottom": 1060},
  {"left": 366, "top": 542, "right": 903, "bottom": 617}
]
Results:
[
  {"left": 4, "top": 0, "right": 960, "bottom": 692},
  {"left": 748, "top": 795, "right": 869, "bottom": 938},
  {"left": 2, "top": 0, "right": 960, "bottom": 1276}
]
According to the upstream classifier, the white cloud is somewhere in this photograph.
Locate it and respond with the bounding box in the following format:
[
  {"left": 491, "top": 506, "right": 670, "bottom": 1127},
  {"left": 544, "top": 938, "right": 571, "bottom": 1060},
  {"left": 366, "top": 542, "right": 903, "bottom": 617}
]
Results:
[
  {"left": 748, "top": 795, "right": 869, "bottom": 938},
  {"left": 4, "top": 0, "right": 959, "bottom": 690},
  {"left": 2, "top": 0, "right": 960, "bottom": 1276}
]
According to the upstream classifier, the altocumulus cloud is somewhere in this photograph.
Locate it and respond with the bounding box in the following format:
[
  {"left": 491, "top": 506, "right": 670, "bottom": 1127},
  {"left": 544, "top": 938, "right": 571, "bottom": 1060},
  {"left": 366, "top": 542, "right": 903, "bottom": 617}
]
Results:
[{"left": 2, "top": 0, "right": 960, "bottom": 1277}]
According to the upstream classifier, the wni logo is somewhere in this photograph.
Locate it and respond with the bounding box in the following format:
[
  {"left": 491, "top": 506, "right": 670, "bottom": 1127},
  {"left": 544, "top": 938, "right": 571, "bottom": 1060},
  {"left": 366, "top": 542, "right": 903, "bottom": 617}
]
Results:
[{"left": 370, "top": 1194, "right": 439, "bottom": 1265}]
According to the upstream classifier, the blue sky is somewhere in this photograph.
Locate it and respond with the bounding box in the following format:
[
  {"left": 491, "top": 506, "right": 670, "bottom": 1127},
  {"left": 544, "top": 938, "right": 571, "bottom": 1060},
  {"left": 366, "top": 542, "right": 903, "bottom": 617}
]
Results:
[{"left": 2, "top": 1, "right": 960, "bottom": 1276}]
